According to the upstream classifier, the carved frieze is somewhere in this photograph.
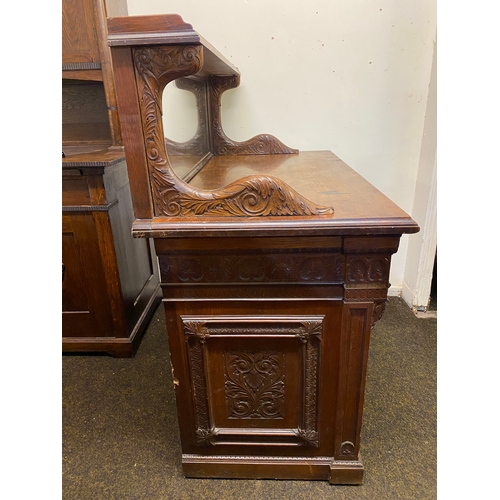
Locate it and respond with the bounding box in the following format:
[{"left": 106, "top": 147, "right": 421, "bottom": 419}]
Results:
[
  {"left": 346, "top": 256, "right": 390, "bottom": 284},
  {"left": 159, "top": 253, "right": 345, "bottom": 284}
]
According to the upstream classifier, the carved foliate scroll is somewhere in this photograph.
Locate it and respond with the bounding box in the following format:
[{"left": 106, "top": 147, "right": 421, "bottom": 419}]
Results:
[
  {"left": 178, "top": 176, "right": 334, "bottom": 216},
  {"left": 133, "top": 46, "right": 334, "bottom": 218},
  {"left": 224, "top": 351, "right": 285, "bottom": 419}
]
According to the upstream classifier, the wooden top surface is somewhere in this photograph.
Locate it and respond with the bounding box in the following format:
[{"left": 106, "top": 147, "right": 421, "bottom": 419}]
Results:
[
  {"left": 190, "top": 151, "right": 413, "bottom": 222},
  {"left": 134, "top": 151, "right": 419, "bottom": 238}
]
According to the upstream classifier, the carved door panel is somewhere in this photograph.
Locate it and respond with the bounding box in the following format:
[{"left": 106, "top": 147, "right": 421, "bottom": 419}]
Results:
[{"left": 165, "top": 301, "right": 343, "bottom": 456}]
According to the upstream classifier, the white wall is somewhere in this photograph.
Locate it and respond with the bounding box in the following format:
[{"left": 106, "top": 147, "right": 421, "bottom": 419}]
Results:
[
  {"left": 402, "top": 39, "right": 437, "bottom": 309},
  {"left": 126, "top": 0, "right": 437, "bottom": 293}
]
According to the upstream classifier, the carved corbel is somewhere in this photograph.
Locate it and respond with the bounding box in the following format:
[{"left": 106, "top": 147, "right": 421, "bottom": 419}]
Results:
[{"left": 344, "top": 255, "right": 392, "bottom": 325}]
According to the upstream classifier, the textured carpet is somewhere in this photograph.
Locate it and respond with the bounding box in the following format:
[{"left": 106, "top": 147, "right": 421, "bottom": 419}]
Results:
[{"left": 62, "top": 297, "right": 436, "bottom": 499}]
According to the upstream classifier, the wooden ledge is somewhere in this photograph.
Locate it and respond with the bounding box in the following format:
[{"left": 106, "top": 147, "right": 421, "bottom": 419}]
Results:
[
  {"left": 132, "top": 216, "right": 419, "bottom": 239},
  {"left": 62, "top": 148, "right": 125, "bottom": 168},
  {"left": 107, "top": 14, "right": 239, "bottom": 77}
]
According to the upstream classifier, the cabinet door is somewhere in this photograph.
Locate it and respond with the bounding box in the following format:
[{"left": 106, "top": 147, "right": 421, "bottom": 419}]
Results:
[
  {"left": 164, "top": 300, "right": 342, "bottom": 456},
  {"left": 62, "top": 0, "right": 100, "bottom": 65},
  {"left": 62, "top": 213, "right": 113, "bottom": 337}
]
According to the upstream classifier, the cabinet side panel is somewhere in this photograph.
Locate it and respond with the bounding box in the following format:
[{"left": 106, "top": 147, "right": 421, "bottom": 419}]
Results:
[{"left": 105, "top": 161, "right": 160, "bottom": 334}]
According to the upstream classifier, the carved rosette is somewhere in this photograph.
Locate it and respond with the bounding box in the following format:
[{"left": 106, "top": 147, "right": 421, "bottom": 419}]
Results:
[{"left": 133, "top": 46, "right": 334, "bottom": 218}]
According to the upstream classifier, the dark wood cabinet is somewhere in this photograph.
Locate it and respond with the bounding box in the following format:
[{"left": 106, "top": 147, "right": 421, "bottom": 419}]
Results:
[
  {"left": 106, "top": 14, "right": 419, "bottom": 482},
  {"left": 62, "top": 151, "right": 160, "bottom": 356},
  {"left": 62, "top": 0, "right": 160, "bottom": 357}
]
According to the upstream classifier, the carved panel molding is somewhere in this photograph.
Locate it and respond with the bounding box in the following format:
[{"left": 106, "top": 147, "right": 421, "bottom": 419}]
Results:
[
  {"left": 133, "top": 46, "right": 334, "bottom": 218},
  {"left": 181, "top": 315, "right": 323, "bottom": 447}
]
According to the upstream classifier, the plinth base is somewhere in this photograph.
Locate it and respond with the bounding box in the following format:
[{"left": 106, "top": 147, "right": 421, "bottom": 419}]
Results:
[{"left": 182, "top": 454, "right": 364, "bottom": 484}]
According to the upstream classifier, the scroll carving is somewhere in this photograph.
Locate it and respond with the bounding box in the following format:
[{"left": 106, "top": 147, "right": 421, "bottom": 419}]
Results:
[
  {"left": 224, "top": 351, "right": 285, "bottom": 419},
  {"left": 133, "top": 46, "right": 334, "bottom": 218},
  {"left": 178, "top": 176, "right": 334, "bottom": 216},
  {"left": 208, "top": 75, "right": 298, "bottom": 155}
]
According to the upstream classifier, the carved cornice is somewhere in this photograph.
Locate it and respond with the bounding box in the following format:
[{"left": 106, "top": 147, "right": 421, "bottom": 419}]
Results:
[
  {"left": 208, "top": 75, "right": 298, "bottom": 156},
  {"left": 133, "top": 45, "right": 334, "bottom": 218}
]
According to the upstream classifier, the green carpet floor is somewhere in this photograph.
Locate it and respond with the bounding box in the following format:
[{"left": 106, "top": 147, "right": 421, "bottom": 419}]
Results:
[{"left": 62, "top": 297, "right": 436, "bottom": 499}]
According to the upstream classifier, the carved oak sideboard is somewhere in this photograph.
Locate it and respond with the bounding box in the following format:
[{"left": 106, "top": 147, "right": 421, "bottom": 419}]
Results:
[{"left": 107, "top": 14, "right": 419, "bottom": 484}]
